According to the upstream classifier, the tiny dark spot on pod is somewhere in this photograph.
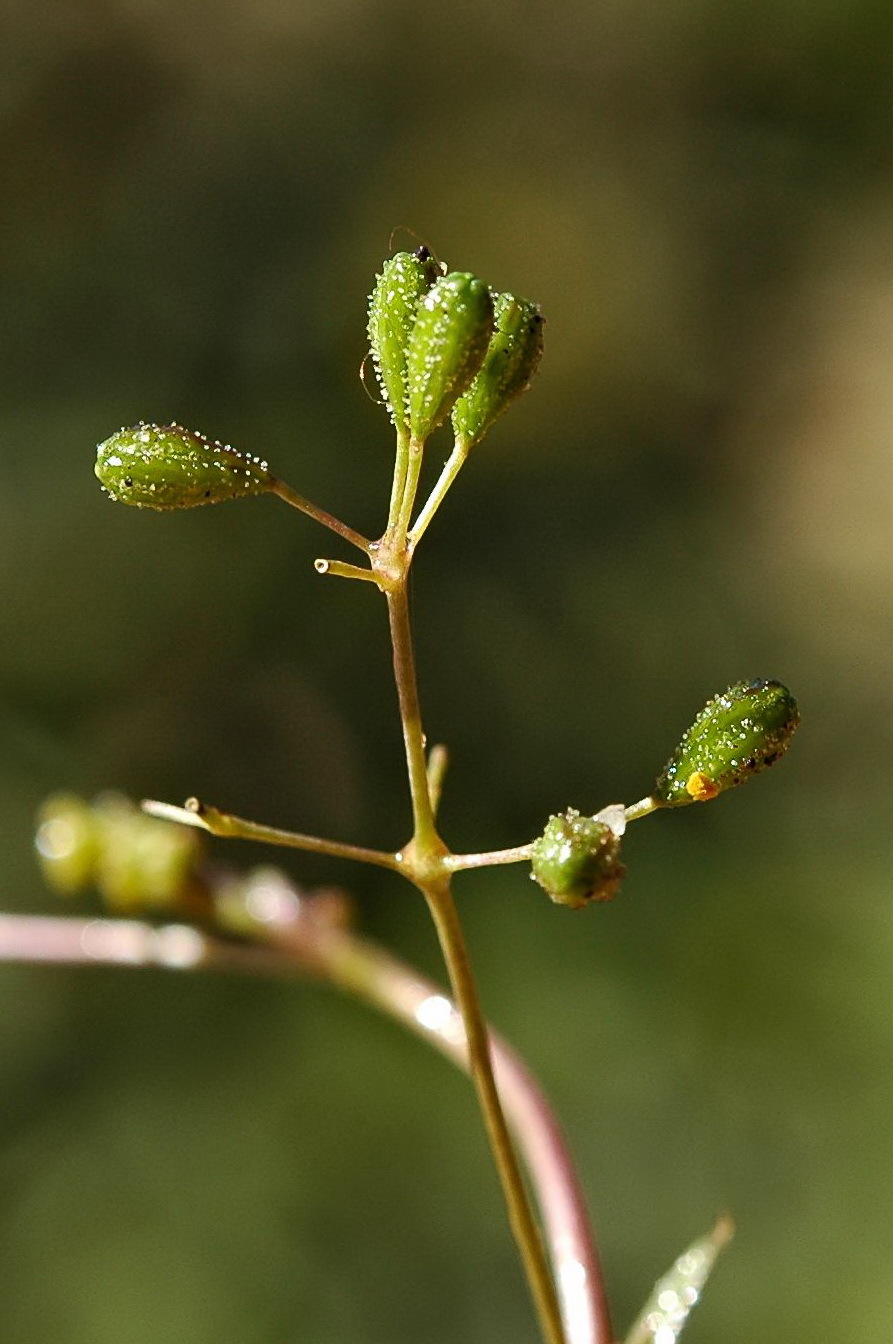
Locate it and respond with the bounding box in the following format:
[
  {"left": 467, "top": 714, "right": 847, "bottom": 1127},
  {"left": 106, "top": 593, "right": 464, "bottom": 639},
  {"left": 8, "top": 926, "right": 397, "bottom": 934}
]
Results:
[
  {"left": 204, "top": 489, "right": 211, "bottom": 498},
  {"left": 124, "top": 476, "right": 133, "bottom": 487}
]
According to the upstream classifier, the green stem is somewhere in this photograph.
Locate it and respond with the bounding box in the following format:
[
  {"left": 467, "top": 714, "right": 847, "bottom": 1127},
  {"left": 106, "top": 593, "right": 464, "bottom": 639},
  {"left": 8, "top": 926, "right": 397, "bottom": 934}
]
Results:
[
  {"left": 314, "top": 558, "right": 378, "bottom": 584},
  {"left": 408, "top": 439, "right": 470, "bottom": 548},
  {"left": 270, "top": 478, "right": 371, "bottom": 553},
  {"left": 141, "top": 799, "right": 400, "bottom": 872},
  {"left": 422, "top": 878, "right": 567, "bottom": 1344},
  {"left": 386, "top": 428, "right": 412, "bottom": 531},
  {"left": 624, "top": 796, "right": 661, "bottom": 823},
  {"left": 446, "top": 843, "right": 534, "bottom": 872},
  {"left": 396, "top": 437, "right": 426, "bottom": 540}
]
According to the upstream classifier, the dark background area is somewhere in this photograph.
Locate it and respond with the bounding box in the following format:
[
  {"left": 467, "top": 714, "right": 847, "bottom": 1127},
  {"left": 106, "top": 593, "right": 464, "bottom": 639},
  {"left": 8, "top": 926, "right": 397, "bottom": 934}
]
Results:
[{"left": 2, "top": 2, "right": 893, "bottom": 1340}]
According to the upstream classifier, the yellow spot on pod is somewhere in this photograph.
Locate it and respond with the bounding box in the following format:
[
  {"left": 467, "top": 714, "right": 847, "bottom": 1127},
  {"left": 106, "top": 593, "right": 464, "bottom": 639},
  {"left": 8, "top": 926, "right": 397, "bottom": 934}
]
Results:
[{"left": 685, "top": 771, "right": 720, "bottom": 801}]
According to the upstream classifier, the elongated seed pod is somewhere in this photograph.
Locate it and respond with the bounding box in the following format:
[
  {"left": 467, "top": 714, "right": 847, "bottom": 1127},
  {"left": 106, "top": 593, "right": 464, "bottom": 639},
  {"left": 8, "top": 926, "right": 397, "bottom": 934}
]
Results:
[
  {"left": 95, "top": 423, "right": 274, "bottom": 510},
  {"left": 654, "top": 679, "right": 799, "bottom": 806},
  {"left": 406, "top": 272, "right": 494, "bottom": 443},
  {"left": 530, "top": 806, "right": 626, "bottom": 908},
  {"left": 452, "top": 293, "right": 544, "bottom": 448},
  {"left": 367, "top": 248, "right": 441, "bottom": 434}
]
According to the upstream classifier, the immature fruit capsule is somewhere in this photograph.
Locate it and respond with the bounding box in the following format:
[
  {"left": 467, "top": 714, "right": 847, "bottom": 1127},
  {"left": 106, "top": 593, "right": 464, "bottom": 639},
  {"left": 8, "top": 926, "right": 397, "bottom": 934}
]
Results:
[
  {"left": 530, "top": 805, "right": 626, "bottom": 908},
  {"left": 35, "top": 793, "right": 99, "bottom": 895},
  {"left": 367, "top": 248, "right": 442, "bottom": 434},
  {"left": 452, "top": 292, "right": 544, "bottom": 449},
  {"left": 34, "top": 792, "right": 205, "bottom": 914},
  {"left": 92, "top": 794, "right": 202, "bottom": 912},
  {"left": 406, "top": 272, "right": 494, "bottom": 443},
  {"left": 95, "top": 423, "right": 274, "bottom": 510},
  {"left": 654, "top": 679, "right": 800, "bottom": 806}
]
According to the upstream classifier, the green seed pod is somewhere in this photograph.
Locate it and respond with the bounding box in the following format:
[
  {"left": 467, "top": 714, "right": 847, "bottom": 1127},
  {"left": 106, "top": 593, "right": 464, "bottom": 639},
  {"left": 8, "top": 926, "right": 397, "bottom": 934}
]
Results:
[
  {"left": 654, "top": 679, "right": 800, "bottom": 807},
  {"left": 451, "top": 292, "right": 544, "bottom": 448},
  {"left": 35, "top": 793, "right": 99, "bottom": 895},
  {"left": 406, "top": 272, "right": 494, "bottom": 443},
  {"left": 92, "top": 794, "right": 203, "bottom": 913},
  {"left": 95, "top": 423, "right": 274, "bottom": 510},
  {"left": 530, "top": 806, "right": 626, "bottom": 908},
  {"left": 367, "top": 248, "right": 442, "bottom": 433}
]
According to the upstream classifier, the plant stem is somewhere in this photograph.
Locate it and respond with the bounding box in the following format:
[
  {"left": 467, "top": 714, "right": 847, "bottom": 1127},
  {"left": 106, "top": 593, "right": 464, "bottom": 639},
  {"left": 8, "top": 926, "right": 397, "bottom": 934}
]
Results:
[
  {"left": 320, "top": 929, "right": 612, "bottom": 1344},
  {"left": 408, "top": 439, "right": 470, "bottom": 548},
  {"left": 385, "top": 555, "right": 567, "bottom": 1344},
  {"left": 396, "top": 437, "right": 426, "bottom": 539},
  {"left": 0, "top": 907, "right": 611, "bottom": 1344},
  {"left": 446, "top": 843, "right": 534, "bottom": 871},
  {"left": 270, "top": 478, "right": 371, "bottom": 553},
  {"left": 422, "top": 878, "right": 568, "bottom": 1344},
  {"left": 386, "top": 583, "right": 439, "bottom": 852},
  {"left": 624, "top": 797, "right": 661, "bottom": 823},
  {"left": 314, "top": 558, "right": 378, "bottom": 584},
  {"left": 386, "top": 428, "right": 412, "bottom": 529},
  {"left": 141, "top": 800, "right": 401, "bottom": 872}
]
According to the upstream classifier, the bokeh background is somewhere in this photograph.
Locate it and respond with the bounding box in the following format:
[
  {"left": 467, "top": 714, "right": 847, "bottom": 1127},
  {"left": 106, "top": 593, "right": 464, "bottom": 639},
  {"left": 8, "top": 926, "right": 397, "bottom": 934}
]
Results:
[{"left": 2, "top": 2, "right": 893, "bottom": 1341}]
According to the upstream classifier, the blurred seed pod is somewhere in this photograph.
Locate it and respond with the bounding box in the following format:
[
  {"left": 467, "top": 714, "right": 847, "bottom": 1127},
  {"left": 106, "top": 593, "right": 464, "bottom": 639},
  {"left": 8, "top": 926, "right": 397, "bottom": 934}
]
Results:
[
  {"left": 91, "top": 794, "right": 205, "bottom": 913},
  {"left": 367, "top": 248, "right": 442, "bottom": 434},
  {"left": 530, "top": 805, "right": 626, "bottom": 908},
  {"left": 654, "top": 680, "right": 800, "bottom": 807},
  {"left": 452, "top": 292, "right": 544, "bottom": 449},
  {"left": 406, "top": 272, "right": 494, "bottom": 443},
  {"left": 95, "top": 423, "right": 274, "bottom": 510},
  {"left": 35, "top": 792, "right": 207, "bottom": 915},
  {"left": 35, "top": 793, "right": 99, "bottom": 895}
]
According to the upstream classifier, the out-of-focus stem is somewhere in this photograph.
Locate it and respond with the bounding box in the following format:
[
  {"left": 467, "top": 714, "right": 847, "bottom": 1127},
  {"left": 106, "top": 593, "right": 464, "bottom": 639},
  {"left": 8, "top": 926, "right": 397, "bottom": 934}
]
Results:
[
  {"left": 425, "top": 744, "right": 450, "bottom": 817},
  {"left": 0, "top": 906, "right": 612, "bottom": 1344},
  {"left": 315, "top": 923, "right": 612, "bottom": 1344}
]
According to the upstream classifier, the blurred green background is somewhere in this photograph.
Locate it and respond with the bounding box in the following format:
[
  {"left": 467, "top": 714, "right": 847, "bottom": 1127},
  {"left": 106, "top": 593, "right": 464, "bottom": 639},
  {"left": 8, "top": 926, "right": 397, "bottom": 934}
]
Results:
[{"left": 2, "top": 1, "right": 892, "bottom": 1340}]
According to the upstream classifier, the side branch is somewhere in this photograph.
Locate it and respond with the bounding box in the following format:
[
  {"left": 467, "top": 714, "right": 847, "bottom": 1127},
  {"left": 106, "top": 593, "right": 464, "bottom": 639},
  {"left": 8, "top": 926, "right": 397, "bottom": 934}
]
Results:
[{"left": 142, "top": 799, "right": 402, "bottom": 873}]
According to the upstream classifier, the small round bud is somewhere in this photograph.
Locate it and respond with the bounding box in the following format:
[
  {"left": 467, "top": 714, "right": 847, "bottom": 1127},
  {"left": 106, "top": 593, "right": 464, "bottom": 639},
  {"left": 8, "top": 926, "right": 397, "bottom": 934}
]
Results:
[
  {"left": 95, "top": 423, "right": 274, "bottom": 510},
  {"left": 367, "top": 248, "right": 442, "bottom": 434},
  {"left": 35, "top": 793, "right": 98, "bottom": 895},
  {"left": 452, "top": 292, "right": 544, "bottom": 449},
  {"left": 654, "top": 679, "right": 800, "bottom": 807},
  {"left": 406, "top": 272, "right": 494, "bottom": 442},
  {"left": 530, "top": 805, "right": 626, "bottom": 908}
]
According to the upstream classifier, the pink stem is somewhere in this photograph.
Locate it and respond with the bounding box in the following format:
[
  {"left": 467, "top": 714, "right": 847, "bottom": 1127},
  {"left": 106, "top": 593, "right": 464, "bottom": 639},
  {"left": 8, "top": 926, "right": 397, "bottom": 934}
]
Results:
[
  {"left": 0, "top": 910, "right": 611, "bottom": 1344},
  {"left": 320, "top": 934, "right": 612, "bottom": 1344}
]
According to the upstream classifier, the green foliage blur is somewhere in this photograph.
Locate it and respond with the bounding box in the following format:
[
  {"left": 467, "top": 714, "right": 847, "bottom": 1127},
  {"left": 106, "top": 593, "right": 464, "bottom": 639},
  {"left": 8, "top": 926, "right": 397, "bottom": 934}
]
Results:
[{"left": 2, "top": 2, "right": 893, "bottom": 1340}]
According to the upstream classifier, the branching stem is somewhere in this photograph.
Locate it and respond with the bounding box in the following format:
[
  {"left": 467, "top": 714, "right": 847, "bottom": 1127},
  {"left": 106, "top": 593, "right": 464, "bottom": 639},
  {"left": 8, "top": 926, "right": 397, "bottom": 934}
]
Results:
[
  {"left": 384, "top": 540, "right": 567, "bottom": 1344},
  {"left": 270, "top": 478, "right": 371, "bottom": 553}
]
